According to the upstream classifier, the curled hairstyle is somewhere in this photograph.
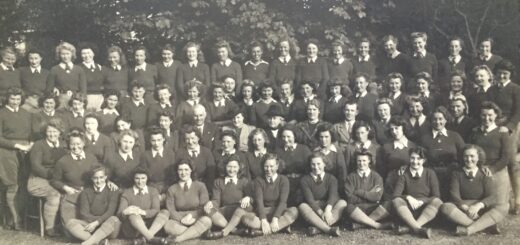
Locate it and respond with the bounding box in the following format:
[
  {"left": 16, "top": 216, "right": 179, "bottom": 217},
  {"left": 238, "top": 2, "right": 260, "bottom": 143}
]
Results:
[
  {"left": 462, "top": 144, "right": 486, "bottom": 167},
  {"left": 4, "top": 87, "right": 25, "bottom": 105},
  {"left": 308, "top": 151, "right": 330, "bottom": 173},
  {"left": 106, "top": 45, "right": 127, "bottom": 66},
  {"left": 116, "top": 129, "right": 140, "bottom": 149},
  {"left": 248, "top": 128, "right": 270, "bottom": 151},
  {"left": 176, "top": 158, "right": 195, "bottom": 178},
  {"left": 354, "top": 149, "right": 374, "bottom": 167},
  {"left": 472, "top": 65, "right": 494, "bottom": 85},
  {"left": 225, "top": 154, "right": 247, "bottom": 178},
  {"left": 315, "top": 123, "right": 337, "bottom": 143},
  {"left": 352, "top": 120, "right": 375, "bottom": 141},
  {"left": 42, "top": 118, "right": 66, "bottom": 136},
  {"left": 55, "top": 42, "right": 77, "bottom": 61},
  {"left": 480, "top": 101, "right": 502, "bottom": 119},
  {"left": 262, "top": 153, "right": 285, "bottom": 174},
  {"left": 409, "top": 146, "right": 427, "bottom": 159},
  {"left": 449, "top": 94, "right": 469, "bottom": 115},
  {"left": 65, "top": 129, "right": 87, "bottom": 148},
  {"left": 431, "top": 106, "right": 453, "bottom": 125},
  {"left": 68, "top": 92, "right": 88, "bottom": 109},
  {"left": 133, "top": 166, "right": 150, "bottom": 181},
  {"left": 214, "top": 40, "right": 234, "bottom": 58}
]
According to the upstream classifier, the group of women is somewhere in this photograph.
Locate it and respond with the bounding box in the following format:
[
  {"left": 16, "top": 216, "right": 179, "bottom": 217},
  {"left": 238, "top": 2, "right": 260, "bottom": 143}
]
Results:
[{"left": 0, "top": 31, "right": 519, "bottom": 244}]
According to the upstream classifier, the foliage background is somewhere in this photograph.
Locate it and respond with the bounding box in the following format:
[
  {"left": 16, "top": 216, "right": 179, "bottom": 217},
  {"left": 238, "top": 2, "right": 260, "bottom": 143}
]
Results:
[{"left": 1, "top": 0, "right": 519, "bottom": 68}]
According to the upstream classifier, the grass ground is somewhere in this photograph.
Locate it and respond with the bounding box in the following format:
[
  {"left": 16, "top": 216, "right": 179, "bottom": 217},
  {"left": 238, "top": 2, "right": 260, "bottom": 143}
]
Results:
[{"left": 1, "top": 215, "right": 520, "bottom": 245}]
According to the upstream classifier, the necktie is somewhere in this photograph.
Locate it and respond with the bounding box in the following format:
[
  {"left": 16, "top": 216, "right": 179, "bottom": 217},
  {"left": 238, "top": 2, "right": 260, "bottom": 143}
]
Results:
[
  {"left": 316, "top": 175, "right": 323, "bottom": 184},
  {"left": 183, "top": 183, "right": 189, "bottom": 192},
  {"left": 283, "top": 57, "right": 287, "bottom": 64},
  {"left": 74, "top": 154, "right": 82, "bottom": 160},
  {"left": 413, "top": 172, "right": 420, "bottom": 179},
  {"left": 189, "top": 150, "right": 198, "bottom": 157},
  {"left": 467, "top": 171, "right": 475, "bottom": 179},
  {"left": 227, "top": 179, "right": 235, "bottom": 185},
  {"left": 65, "top": 64, "right": 72, "bottom": 72},
  {"left": 334, "top": 59, "right": 339, "bottom": 65},
  {"left": 363, "top": 172, "right": 368, "bottom": 179},
  {"left": 138, "top": 188, "right": 145, "bottom": 195},
  {"left": 90, "top": 135, "right": 96, "bottom": 144},
  {"left": 268, "top": 177, "right": 273, "bottom": 184}
]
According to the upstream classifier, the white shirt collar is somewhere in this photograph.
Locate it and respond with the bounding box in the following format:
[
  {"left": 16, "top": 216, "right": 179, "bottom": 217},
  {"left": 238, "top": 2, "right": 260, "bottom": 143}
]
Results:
[
  {"left": 111, "top": 65, "right": 122, "bottom": 71},
  {"left": 316, "top": 144, "right": 338, "bottom": 154},
  {"left": 482, "top": 124, "right": 498, "bottom": 133},
  {"left": 152, "top": 148, "right": 164, "bottom": 158},
  {"left": 389, "top": 51, "right": 401, "bottom": 59},
  {"left": 329, "top": 95, "right": 343, "bottom": 103},
  {"left": 94, "top": 184, "right": 106, "bottom": 193},
  {"left": 160, "top": 101, "right": 172, "bottom": 108},
  {"left": 356, "top": 141, "right": 372, "bottom": 150},
  {"left": 280, "top": 95, "right": 294, "bottom": 105},
  {"left": 499, "top": 80, "right": 511, "bottom": 88},
  {"left": 284, "top": 143, "right": 298, "bottom": 151},
  {"left": 71, "top": 151, "right": 86, "bottom": 160},
  {"left": 245, "top": 60, "right": 268, "bottom": 66},
  {"left": 267, "top": 174, "right": 278, "bottom": 183},
  {"left": 449, "top": 55, "right": 462, "bottom": 64},
  {"left": 83, "top": 61, "right": 96, "bottom": 69},
  {"left": 356, "top": 90, "right": 367, "bottom": 98},
  {"left": 43, "top": 110, "right": 55, "bottom": 117},
  {"left": 222, "top": 148, "right": 236, "bottom": 156},
  {"left": 87, "top": 132, "right": 100, "bottom": 142},
  {"left": 180, "top": 179, "right": 192, "bottom": 189},
  {"left": 72, "top": 110, "right": 84, "bottom": 118},
  {"left": 30, "top": 66, "right": 41, "bottom": 73},
  {"left": 186, "top": 98, "right": 200, "bottom": 106},
  {"left": 432, "top": 128, "right": 448, "bottom": 138},
  {"left": 410, "top": 167, "right": 424, "bottom": 177},
  {"left": 413, "top": 50, "right": 427, "bottom": 58},
  {"left": 163, "top": 60, "right": 173, "bottom": 67},
  {"left": 410, "top": 114, "right": 426, "bottom": 126},
  {"left": 132, "top": 99, "right": 145, "bottom": 107},
  {"left": 393, "top": 138, "right": 409, "bottom": 149},
  {"left": 463, "top": 167, "right": 479, "bottom": 177},
  {"left": 133, "top": 185, "right": 149, "bottom": 195},
  {"left": 391, "top": 91, "right": 401, "bottom": 99},
  {"left": 119, "top": 150, "right": 133, "bottom": 160},
  {"left": 188, "top": 60, "right": 198, "bottom": 67},
  {"left": 214, "top": 98, "right": 226, "bottom": 107},
  {"left": 307, "top": 56, "right": 317, "bottom": 63},
  {"left": 311, "top": 172, "right": 325, "bottom": 182},
  {"left": 59, "top": 62, "right": 74, "bottom": 70},
  {"left": 358, "top": 55, "right": 370, "bottom": 62},
  {"left": 134, "top": 63, "right": 147, "bottom": 71},
  {"left": 46, "top": 140, "right": 60, "bottom": 148},
  {"left": 188, "top": 145, "right": 201, "bottom": 156},
  {"left": 0, "top": 63, "right": 13, "bottom": 71},
  {"left": 225, "top": 176, "right": 238, "bottom": 185},
  {"left": 220, "top": 58, "right": 232, "bottom": 67},
  {"left": 254, "top": 148, "right": 267, "bottom": 157},
  {"left": 334, "top": 57, "right": 345, "bottom": 64},
  {"left": 103, "top": 108, "right": 119, "bottom": 115},
  {"left": 5, "top": 105, "right": 19, "bottom": 112},
  {"left": 278, "top": 55, "right": 291, "bottom": 63},
  {"left": 357, "top": 168, "right": 371, "bottom": 177}
]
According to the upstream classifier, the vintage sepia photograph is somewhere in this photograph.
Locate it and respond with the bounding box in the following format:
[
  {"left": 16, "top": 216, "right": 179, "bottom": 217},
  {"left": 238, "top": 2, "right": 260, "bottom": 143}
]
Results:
[{"left": 1, "top": 0, "right": 520, "bottom": 244}]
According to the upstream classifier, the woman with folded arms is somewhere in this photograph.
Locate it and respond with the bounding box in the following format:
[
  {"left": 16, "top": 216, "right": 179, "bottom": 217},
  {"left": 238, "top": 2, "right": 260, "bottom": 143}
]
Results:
[
  {"left": 117, "top": 167, "right": 169, "bottom": 244},
  {"left": 392, "top": 147, "right": 442, "bottom": 239},
  {"left": 440, "top": 144, "right": 507, "bottom": 236},
  {"left": 164, "top": 159, "right": 212, "bottom": 243},
  {"left": 344, "top": 150, "right": 391, "bottom": 230},
  {"left": 298, "top": 152, "right": 345, "bottom": 237},
  {"left": 65, "top": 166, "right": 121, "bottom": 245},
  {"left": 204, "top": 155, "right": 253, "bottom": 239},
  {"left": 241, "top": 154, "right": 299, "bottom": 237}
]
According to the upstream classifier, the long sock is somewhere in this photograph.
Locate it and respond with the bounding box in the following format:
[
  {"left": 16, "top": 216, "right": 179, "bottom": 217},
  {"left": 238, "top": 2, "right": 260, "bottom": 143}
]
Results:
[
  {"left": 467, "top": 208, "right": 505, "bottom": 235},
  {"left": 416, "top": 199, "right": 441, "bottom": 227},
  {"left": 175, "top": 216, "right": 212, "bottom": 243},
  {"left": 330, "top": 200, "right": 347, "bottom": 224},
  {"left": 241, "top": 213, "right": 261, "bottom": 229},
  {"left": 440, "top": 203, "right": 473, "bottom": 226},
  {"left": 148, "top": 210, "right": 169, "bottom": 237},
  {"left": 395, "top": 205, "right": 421, "bottom": 230},
  {"left": 66, "top": 219, "right": 91, "bottom": 241},
  {"left": 512, "top": 169, "right": 520, "bottom": 207},
  {"left": 350, "top": 207, "right": 381, "bottom": 229},
  {"left": 368, "top": 205, "right": 390, "bottom": 222},
  {"left": 128, "top": 215, "right": 153, "bottom": 240},
  {"left": 222, "top": 208, "right": 247, "bottom": 236},
  {"left": 164, "top": 220, "right": 188, "bottom": 236},
  {"left": 43, "top": 194, "right": 60, "bottom": 230},
  {"left": 298, "top": 203, "right": 330, "bottom": 232},
  {"left": 6, "top": 185, "right": 20, "bottom": 225},
  {"left": 82, "top": 217, "right": 120, "bottom": 245},
  {"left": 277, "top": 207, "right": 298, "bottom": 230},
  {"left": 210, "top": 211, "right": 228, "bottom": 228}
]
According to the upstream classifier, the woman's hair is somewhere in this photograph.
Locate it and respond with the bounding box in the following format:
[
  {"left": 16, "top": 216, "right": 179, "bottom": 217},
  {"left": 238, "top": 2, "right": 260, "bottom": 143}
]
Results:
[
  {"left": 354, "top": 149, "right": 374, "bottom": 167},
  {"left": 225, "top": 154, "right": 247, "bottom": 178},
  {"left": 262, "top": 153, "right": 285, "bottom": 174},
  {"left": 175, "top": 159, "right": 195, "bottom": 178},
  {"left": 449, "top": 94, "right": 469, "bottom": 115},
  {"left": 106, "top": 45, "right": 127, "bottom": 66},
  {"left": 4, "top": 87, "right": 25, "bottom": 106},
  {"left": 308, "top": 151, "right": 329, "bottom": 173},
  {"left": 68, "top": 92, "right": 88, "bottom": 109},
  {"left": 431, "top": 106, "right": 453, "bottom": 125},
  {"left": 38, "top": 93, "right": 60, "bottom": 109},
  {"left": 220, "top": 130, "right": 238, "bottom": 148},
  {"left": 480, "top": 101, "right": 502, "bottom": 119},
  {"left": 183, "top": 79, "right": 205, "bottom": 97},
  {"left": 248, "top": 128, "right": 270, "bottom": 151},
  {"left": 472, "top": 65, "right": 494, "bottom": 85},
  {"left": 55, "top": 42, "right": 76, "bottom": 61},
  {"left": 133, "top": 166, "right": 150, "bottom": 180},
  {"left": 214, "top": 40, "right": 234, "bottom": 58},
  {"left": 42, "top": 118, "right": 66, "bottom": 136},
  {"left": 154, "top": 83, "right": 173, "bottom": 102},
  {"left": 352, "top": 120, "right": 375, "bottom": 142},
  {"left": 66, "top": 129, "right": 87, "bottom": 147},
  {"left": 116, "top": 129, "right": 140, "bottom": 149},
  {"left": 182, "top": 125, "right": 202, "bottom": 144},
  {"left": 462, "top": 144, "right": 487, "bottom": 167},
  {"left": 409, "top": 146, "right": 427, "bottom": 159},
  {"left": 100, "top": 89, "right": 120, "bottom": 109},
  {"left": 314, "top": 123, "right": 337, "bottom": 142}
]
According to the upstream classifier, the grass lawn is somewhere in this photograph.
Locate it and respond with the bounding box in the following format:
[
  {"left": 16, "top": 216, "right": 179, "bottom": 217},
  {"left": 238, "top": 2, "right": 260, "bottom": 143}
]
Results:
[{"left": 1, "top": 215, "right": 520, "bottom": 245}]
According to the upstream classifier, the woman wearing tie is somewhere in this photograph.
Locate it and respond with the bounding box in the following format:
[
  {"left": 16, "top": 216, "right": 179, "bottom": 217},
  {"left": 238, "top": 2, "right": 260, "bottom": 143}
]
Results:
[
  {"left": 268, "top": 39, "right": 297, "bottom": 87},
  {"left": 203, "top": 155, "right": 253, "bottom": 239},
  {"left": 32, "top": 93, "right": 61, "bottom": 140},
  {"left": 176, "top": 42, "right": 210, "bottom": 99},
  {"left": 211, "top": 40, "right": 242, "bottom": 90},
  {"left": 289, "top": 81, "right": 323, "bottom": 123},
  {"left": 175, "top": 80, "right": 205, "bottom": 127},
  {"left": 241, "top": 154, "right": 299, "bottom": 236},
  {"left": 384, "top": 72, "right": 407, "bottom": 116},
  {"left": 97, "top": 89, "right": 120, "bottom": 135},
  {"left": 441, "top": 144, "right": 507, "bottom": 236},
  {"left": 349, "top": 121, "right": 380, "bottom": 172},
  {"left": 84, "top": 114, "right": 114, "bottom": 162},
  {"left": 313, "top": 124, "right": 348, "bottom": 187},
  {"left": 104, "top": 129, "right": 142, "bottom": 190},
  {"left": 392, "top": 147, "right": 442, "bottom": 239},
  {"left": 246, "top": 128, "right": 271, "bottom": 179},
  {"left": 103, "top": 45, "right": 129, "bottom": 97},
  {"left": 164, "top": 159, "right": 212, "bottom": 243},
  {"left": 298, "top": 152, "right": 345, "bottom": 236}
]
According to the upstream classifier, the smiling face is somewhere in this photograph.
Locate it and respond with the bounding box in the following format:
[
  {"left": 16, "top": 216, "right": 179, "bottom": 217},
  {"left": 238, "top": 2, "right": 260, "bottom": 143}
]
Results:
[
  {"left": 71, "top": 99, "right": 85, "bottom": 113},
  {"left": 431, "top": 112, "right": 446, "bottom": 131},
  {"left": 281, "top": 130, "right": 295, "bottom": 146},
  {"left": 358, "top": 42, "right": 370, "bottom": 57},
  {"left": 252, "top": 132, "right": 266, "bottom": 149},
  {"left": 450, "top": 75, "right": 464, "bottom": 92},
  {"left": 344, "top": 104, "right": 358, "bottom": 121},
  {"left": 91, "top": 170, "right": 108, "bottom": 189},
  {"left": 116, "top": 120, "right": 131, "bottom": 132},
  {"left": 84, "top": 117, "right": 99, "bottom": 134},
  {"left": 449, "top": 40, "right": 462, "bottom": 56},
  {"left": 221, "top": 135, "right": 236, "bottom": 151},
  {"left": 356, "top": 155, "right": 371, "bottom": 172},
  {"left": 306, "top": 104, "right": 319, "bottom": 121},
  {"left": 474, "top": 69, "right": 491, "bottom": 87},
  {"left": 69, "top": 136, "right": 85, "bottom": 155},
  {"left": 45, "top": 126, "right": 60, "bottom": 144},
  {"left": 185, "top": 132, "right": 199, "bottom": 149},
  {"left": 377, "top": 103, "right": 391, "bottom": 121},
  {"left": 384, "top": 40, "right": 397, "bottom": 55},
  {"left": 251, "top": 46, "right": 263, "bottom": 62},
  {"left": 81, "top": 48, "right": 94, "bottom": 63},
  {"left": 412, "top": 37, "right": 426, "bottom": 52},
  {"left": 59, "top": 49, "right": 72, "bottom": 63},
  {"left": 450, "top": 100, "right": 466, "bottom": 118},
  {"left": 7, "top": 94, "right": 22, "bottom": 108},
  {"left": 388, "top": 78, "right": 402, "bottom": 93},
  {"left": 158, "top": 115, "right": 172, "bottom": 130},
  {"left": 480, "top": 108, "right": 497, "bottom": 127},
  {"left": 217, "top": 47, "right": 229, "bottom": 61},
  {"left": 149, "top": 133, "right": 164, "bottom": 150},
  {"left": 409, "top": 152, "right": 425, "bottom": 171},
  {"left": 42, "top": 98, "right": 57, "bottom": 112},
  {"left": 355, "top": 76, "right": 368, "bottom": 93},
  {"left": 177, "top": 163, "right": 192, "bottom": 182},
  {"left": 186, "top": 46, "right": 198, "bottom": 61},
  {"left": 157, "top": 88, "right": 171, "bottom": 104},
  {"left": 105, "top": 95, "right": 118, "bottom": 109},
  {"left": 279, "top": 41, "right": 290, "bottom": 57},
  {"left": 479, "top": 41, "right": 492, "bottom": 57},
  {"left": 134, "top": 173, "right": 148, "bottom": 189},
  {"left": 264, "top": 159, "right": 279, "bottom": 177},
  {"left": 332, "top": 45, "right": 343, "bottom": 59},
  {"left": 241, "top": 86, "right": 253, "bottom": 99},
  {"left": 318, "top": 130, "right": 332, "bottom": 147},
  {"left": 310, "top": 157, "right": 326, "bottom": 176},
  {"left": 187, "top": 86, "right": 200, "bottom": 100},
  {"left": 134, "top": 50, "right": 146, "bottom": 65},
  {"left": 108, "top": 51, "right": 120, "bottom": 66},
  {"left": 463, "top": 148, "right": 479, "bottom": 169},
  {"left": 329, "top": 85, "right": 341, "bottom": 96},
  {"left": 496, "top": 69, "right": 511, "bottom": 84},
  {"left": 261, "top": 87, "right": 273, "bottom": 100},
  {"left": 119, "top": 134, "right": 135, "bottom": 153},
  {"left": 226, "top": 160, "right": 240, "bottom": 178},
  {"left": 28, "top": 53, "right": 42, "bottom": 67},
  {"left": 409, "top": 101, "right": 423, "bottom": 117},
  {"left": 307, "top": 43, "right": 318, "bottom": 58},
  {"left": 193, "top": 107, "right": 206, "bottom": 126},
  {"left": 416, "top": 79, "right": 429, "bottom": 93},
  {"left": 280, "top": 83, "right": 292, "bottom": 98},
  {"left": 162, "top": 49, "right": 173, "bottom": 63},
  {"left": 301, "top": 84, "right": 314, "bottom": 98},
  {"left": 232, "top": 113, "right": 244, "bottom": 127},
  {"left": 213, "top": 87, "right": 225, "bottom": 101}
]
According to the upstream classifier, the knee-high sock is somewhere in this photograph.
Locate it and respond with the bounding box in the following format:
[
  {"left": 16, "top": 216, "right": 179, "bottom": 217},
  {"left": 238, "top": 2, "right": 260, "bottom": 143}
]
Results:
[
  {"left": 128, "top": 215, "right": 153, "bottom": 240},
  {"left": 148, "top": 210, "right": 169, "bottom": 237},
  {"left": 175, "top": 216, "right": 212, "bottom": 243},
  {"left": 467, "top": 208, "right": 506, "bottom": 235},
  {"left": 394, "top": 198, "right": 421, "bottom": 230},
  {"left": 368, "top": 205, "right": 390, "bottom": 222},
  {"left": 416, "top": 199, "right": 442, "bottom": 227},
  {"left": 222, "top": 208, "right": 247, "bottom": 236},
  {"left": 512, "top": 168, "right": 520, "bottom": 206},
  {"left": 330, "top": 200, "right": 347, "bottom": 225},
  {"left": 164, "top": 220, "right": 188, "bottom": 236},
  {"left": 350, "top": 207, "right": 381, "bottom": 229},
  {"left": 66, "top": 219, "right": 91, "bottom": 241},
  {"left": 82, "top": 217, "right": 121, "bottom": 245},
  {"left": 6, "top": 185, "right": 19, "bottom": 224},
  {"left": 277, "top": 207, "right": 298, "bottom": 230},
  {"left": 241, "top": 213, "right": 261, "bottom": 229},
  {"left": 210, "top": 211, "right": 228, "bottom": 228},
  {"left": 440, "top": 203, "right": 473, "bottom": 226},
  {"left": 298, "top": 203, "right": 329, "bottom": 232},
  {"left": 43, "top": 194, "right": 60, "bottom": 230}
]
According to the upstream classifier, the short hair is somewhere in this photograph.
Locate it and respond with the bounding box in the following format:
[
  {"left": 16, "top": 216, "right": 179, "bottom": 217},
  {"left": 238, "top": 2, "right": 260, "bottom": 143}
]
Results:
[
  {"left": 116, "top": 129, "right": 140, "bottom": 148},
  {"left": 480, "top": 38, "right": 494, "bottom": 47},
  {"left": 409, "top": 146, "right": 427, "bottom": 159},
  {"left": 304, "top": 38, "right": 320, "bottom": 52},
  {"left": 376, "top": 98, "right": 393, "bottom": 108},
  {"left": 210, "top": 82, "right": 225, "bottom": 99},
  {"left": 182, "top": 42, "right": 201, "bottom": 61},
  {"left": 279, "top": 80, "right": 293, "bottom": 90},
  {"left": 382, "top": 35, "right": 398, "bottom": 45},
  {"left": 68, "top": 93, "right": 88, "bottom": 108},
  {"left": 133, "top": 166, "right": 150, "bottom": 180},
  {"left": 387, "top": 116, "right": 410, "bottom": 137},
  {"left": 331, "top": 40, "right": 345, "bottom": 54},
  {"left": 183, "top": 79, "right": 204, "bottom": 96},
  {"left": 158, "top": 110, "right": 174, "bottom": 122},
  {"left": 148, "top": 126, "right": 166, "bottom": 140},
  {"left": 248, "top": 128, "right": 270, "bottom": 151},
  {"left": 220, "top": 130, "right": 238, "bottom": 145},
  {"left": 84, "top": 113, "right": 101, "bottom": 126},
  {"left": 410, "top": 32, "right": 428, "bottom": 42},
  {"left": 55, "top": 42, "right": 77, "bottom": 61},
  {"left": 182, "top": 125, "right": 202, "bottom": 143},
  {"left": 129, "top": 80, "right": 146, "bottom": 90},
  {"left": 449, "top": 94, "right": 469, "bottom": 115},
  {"left": 462, "top": 144, "right": 487, "bottom": 167},
  {"left": 449, "top": 36, "right": 465, "bottom": 49},
  {"left": 4, "top": 87, "right": 25, "bottom": 105},
  {"left": 115, "top": 114, "right": 133, "bottom": 127},
  {"left": 66, "top": 129, "right": 87, "bottom": 147},
  {"left": 358, "top": 37, "right": 371, "bottom": 46},
  {"left": 354, "top": 72, "right": 371, "bottom": 83},
  {"left": 225, "top": 154, "right": 247, "bottom": 178},
  {"left": 42, "top": 118, "right": 66, "bottom": 136},
  {"left": 386, "top": 72, "right": 404, "bottom": 83},
  {"left": 354, "top": 149, "right": 374, "bottom": 167},
  {"left": 299, "top": 80, "right": 317, "bottom": 93},
  {"left": 280, "top": 125, "right": 301, "bottom": 143},
  {"left": 406, "top": 96, "right": 426, "bottom": 109},
  {"left": 106, "top": 45, "right": 127, "bottom": 66},
  {"left": 134, "top": 46, "right": 148, "bottom": 56},
  {"left": 78, "top": 42, "right": 99, "bottom": 55},
  {"left": 494, "top": 59, "right": 515, "bottom": 76},
  {"left": 308, "top": 151, "right": 330, "bottom": 171},
  {"left": 431, "top": 106, "right": 453, "bottom": 125},
  {"left": 471, "top": 65, "right": 494, "bottom": 84},
  {"left": 154, "top": 83, "right": 173, "bottom": 101},
  {"left": 352, "top": 120, "right": 375, "bottom": 141},
  {"left": 90, "top": 165, "right": 108, "bottom": 179},
  {"left": 0, "top": 47, "right": 16, "bottom": 58},
  {"left": 161, "top": 43, "right": 175, "bottom": 54},
  {"left": 26, "top": 48, "right": 44, "bottom": 57},
  {"left": 315, "top": 123, "right": 337, "bottom": 142},
  {"left": 249, "top": 41, "right": 263, "bottom": 53},
  {"left": 262, "top": 153, "right": 285, "bottom": 174},
  {"left": 193, "top": 104, "right": 207, "bottom": 116},
  {"left": 344, "top": 98, "right": 358, "bottom": 108},
  {"left": 214, "top": 40, "right": 234, "bottom": 58},
  {"left": 176, "top": 158, "right": 195, "bottom": 177},
  {"left": 449, "top": 70, "right": 467, "bottom": 86},
  {"left": 480, "top": 101, "right": 502, "bottom": 119},
  {"left": 306, "top": 99, "right": 321, "bottom": 111},
  {"left": 100, "top": 89, "right": 120, "bottom": 109},
  {"left": 415, "top": 72, "right": 433, "bottom": 85}
]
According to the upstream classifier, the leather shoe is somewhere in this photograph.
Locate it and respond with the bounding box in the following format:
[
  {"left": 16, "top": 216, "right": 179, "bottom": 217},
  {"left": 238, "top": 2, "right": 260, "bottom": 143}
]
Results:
[
  {"left": 349, "top": 222, "right": 366, "bottom": 231},
  {"left": 394, "top": 225, "right": 410, "bottom": 235},
  {"left": 205, "top": 231, "right": 224, "bottom": 240},
  {"left": 284, "top": 225, "right": 293, "bottom": 234},
  {"left": 149, "top": 237, "right": 168, "bottom": 245},
  {"left": 487, "top": 224, "right": 501, "bottom": 235},
  {"left": 329, "top": 226, "right": 341, "bottom": 237},
  {"left": 230, "top": 228, "right": 246, "bottom": 236},
  {"left": 307, "top": 226, "right": 320, "bottom": 236},
  {"left": 133, "top": 237, "right": 147, "bottom": 245},
  {"left": 45, "top": 228, "right": 59, "bottom": 237},
  {"left": 248, "top": 229, "right": 264, "bottom": 237},
  {"left": 379, "top": 222, "right": 394, "bottom": 230},
  {"left": 417, "top": 228, "right": 432, "bottom": 239}
]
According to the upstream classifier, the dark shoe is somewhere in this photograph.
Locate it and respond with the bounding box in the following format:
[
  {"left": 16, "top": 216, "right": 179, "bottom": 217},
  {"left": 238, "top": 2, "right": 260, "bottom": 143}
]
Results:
[
  {"left": 487, "top": 224, "right": 501, "bottom": 235},
  {"left": 164, "top": 236, "right": 177, "bottom": 245},
  {"left": 149, "top": 237, "right": 168, "bottom": 245},
  {"left": 45, "top": 227, "right": 59, "bottom": 237},
  {"left": 455, "top": 226, "right": 469, "bottom": 236},
  {"left": 329, "top": 226, "right": 341, "bottom": 237},
  {"left": 307, "top": 226, "right": 320, "bottom": 236},
  {"left": 205, "top": 230, "right": 224, "bottom": 240},
  {"left": 230, "top": 228, "right": 246, "bottom": 236},
  {"left": 379, "top": 222, "right": 394, "bottom": 230},
  {"left": 348, "top": 222, "right": 366, "bottom": 231},
  {"left": 248, "top": 229, "right": 264, "bottom": 237},
  {"left": 133, "top": 237, "right": 147, "bottom": 245},
  {"left": 417, "top": 228, "right": 432, "bottom": 239},
  {"left": 284, "top": 225, "right": 293, "bottom": 234},
  {"left": 394, "top": 225, "right": 410, "bottom": 235}
]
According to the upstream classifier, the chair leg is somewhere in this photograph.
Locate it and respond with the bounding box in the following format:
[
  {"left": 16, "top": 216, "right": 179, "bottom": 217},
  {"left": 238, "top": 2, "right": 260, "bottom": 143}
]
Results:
[{"left": 39, "top": 198, "right": 44, "bottom": 237}]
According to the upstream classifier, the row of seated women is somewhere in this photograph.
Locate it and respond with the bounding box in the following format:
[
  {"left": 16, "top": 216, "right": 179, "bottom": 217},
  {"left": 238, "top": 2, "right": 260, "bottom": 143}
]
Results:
[{"left": 45, "top": 127, "right": 505, "bottom": 245}]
